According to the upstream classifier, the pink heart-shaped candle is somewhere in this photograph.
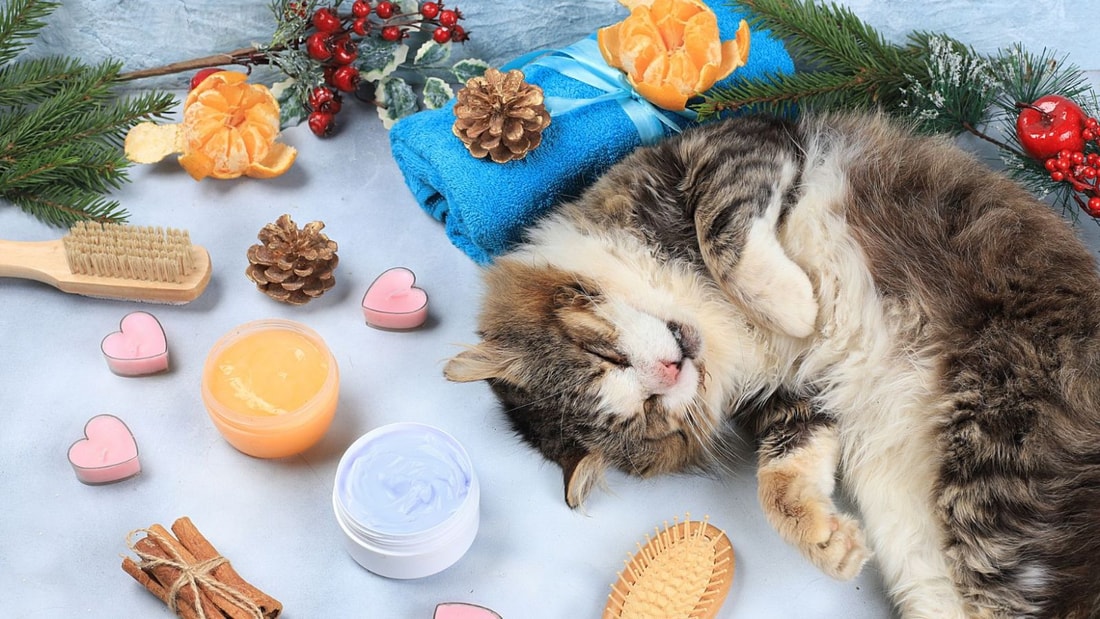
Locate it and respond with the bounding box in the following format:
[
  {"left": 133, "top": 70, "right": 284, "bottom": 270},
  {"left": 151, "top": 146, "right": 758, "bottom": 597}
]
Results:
[
  {"left": 361, "top": 267, "right": 429, "bottom": 330},
  {"left": 68, "top": 414, "right": 141, "bottom": 484},
  {"left": 434, "top": 603, "right": 502, "bottom": 619},
  {"left": 101, "top": 311, "right": 168, "bottom": 376}
]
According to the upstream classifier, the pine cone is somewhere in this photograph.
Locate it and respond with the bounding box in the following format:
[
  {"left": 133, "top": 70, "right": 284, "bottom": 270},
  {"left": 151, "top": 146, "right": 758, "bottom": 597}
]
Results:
[
  {"left": 245, "top": 214, "right": 339, "bottom": 305},
  {"left": 453, "top": 68, "right": 551, "bottom": 163}
]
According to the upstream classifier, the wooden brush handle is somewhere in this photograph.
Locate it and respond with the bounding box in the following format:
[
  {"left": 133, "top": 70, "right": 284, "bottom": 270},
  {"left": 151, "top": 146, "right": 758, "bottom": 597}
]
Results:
[
  {"left": 0, "top": 238, "right": 213, "bottom": 304},
  {"left": 0, "top": 238, "right": 69, "bottom": 285}
]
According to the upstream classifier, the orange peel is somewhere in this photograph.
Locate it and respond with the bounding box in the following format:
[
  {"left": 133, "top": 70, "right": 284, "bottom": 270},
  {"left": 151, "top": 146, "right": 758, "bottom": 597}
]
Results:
[
  {"left": 598, "top": 0, "right": 751, "bottom": 111},
  {"left": 124, "top": 71, "right": 296, "bottom": 180}
]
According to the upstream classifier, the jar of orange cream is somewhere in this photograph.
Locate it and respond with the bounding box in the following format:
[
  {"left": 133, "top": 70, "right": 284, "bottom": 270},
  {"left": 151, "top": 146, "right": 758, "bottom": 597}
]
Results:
[{"left": 201, "top": 319, "right": 339, "bottom": 458}]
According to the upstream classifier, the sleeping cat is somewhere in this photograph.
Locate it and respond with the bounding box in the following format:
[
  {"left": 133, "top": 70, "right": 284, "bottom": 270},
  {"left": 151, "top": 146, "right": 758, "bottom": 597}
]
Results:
[{"left": 443, "top": 112, "right": 1100, "bottom": 618}]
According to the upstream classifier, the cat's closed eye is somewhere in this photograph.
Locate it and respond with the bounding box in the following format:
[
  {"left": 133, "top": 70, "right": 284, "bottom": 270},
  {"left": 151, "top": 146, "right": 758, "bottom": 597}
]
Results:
[{"left": 581, "top": 342, "right": 630, "bottom": 367}]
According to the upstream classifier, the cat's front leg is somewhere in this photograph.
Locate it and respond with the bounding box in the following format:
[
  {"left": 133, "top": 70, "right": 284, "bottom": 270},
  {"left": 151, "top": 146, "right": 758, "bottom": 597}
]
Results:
[
  {"left": 745, "top": 392, "right": 870, "bottom": 580},
  {"left": 692, "top": 158, "right": 818, "bottom": 339}
]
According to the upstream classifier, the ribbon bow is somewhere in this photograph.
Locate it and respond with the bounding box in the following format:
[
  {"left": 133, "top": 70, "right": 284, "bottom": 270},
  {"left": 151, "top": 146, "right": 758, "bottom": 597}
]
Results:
[{"left": 505, "top": 38, "right": 695, "bottom": 145}]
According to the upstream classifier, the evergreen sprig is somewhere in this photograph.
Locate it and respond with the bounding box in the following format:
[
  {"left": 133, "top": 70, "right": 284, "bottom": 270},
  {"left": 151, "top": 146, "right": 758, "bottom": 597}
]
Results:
[
  {"left": 0, "top": 0, "right": 176, "bottom": 227},
  {"left": 698, "top": 0, "right": 1100, "bottom": 219}
]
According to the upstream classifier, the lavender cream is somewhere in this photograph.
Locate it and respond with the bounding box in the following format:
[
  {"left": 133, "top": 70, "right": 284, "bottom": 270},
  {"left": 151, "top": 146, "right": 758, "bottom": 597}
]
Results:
[{"left": 332, "top": 422, "right": 480, "bottom": 579}]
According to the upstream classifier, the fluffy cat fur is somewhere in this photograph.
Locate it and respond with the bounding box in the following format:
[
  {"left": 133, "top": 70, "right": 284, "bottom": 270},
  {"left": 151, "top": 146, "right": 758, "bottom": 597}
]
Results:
[{"left": 443, "top": 113, "right": 1100, "bottom": 618}]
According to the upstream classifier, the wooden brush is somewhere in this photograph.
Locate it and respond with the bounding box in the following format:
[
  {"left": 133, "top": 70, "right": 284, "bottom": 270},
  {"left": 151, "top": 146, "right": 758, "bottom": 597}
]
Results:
[
  {"left": 0, "top": 221, "right": 211, "bottom": 304},
  {"left": 604, "top": 515, "right": 735, "bottom": 619}
]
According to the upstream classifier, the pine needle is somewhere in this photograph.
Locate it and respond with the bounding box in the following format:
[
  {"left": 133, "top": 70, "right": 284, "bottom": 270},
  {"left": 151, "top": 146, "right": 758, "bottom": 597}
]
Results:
[{"left": 0, "top": 0, "right": 177, "bottom": 226}]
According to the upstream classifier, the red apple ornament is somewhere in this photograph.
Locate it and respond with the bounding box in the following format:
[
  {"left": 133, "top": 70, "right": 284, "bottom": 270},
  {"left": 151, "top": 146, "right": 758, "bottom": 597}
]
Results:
[{"left": 1016, "top": 95, "right": 1088, "bottom": 160}]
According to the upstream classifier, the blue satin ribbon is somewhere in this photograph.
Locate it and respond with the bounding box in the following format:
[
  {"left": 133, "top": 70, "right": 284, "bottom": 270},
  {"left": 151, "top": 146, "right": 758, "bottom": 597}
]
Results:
[{"left": 503, "top": 38, "right": 695, "bottom": 145}]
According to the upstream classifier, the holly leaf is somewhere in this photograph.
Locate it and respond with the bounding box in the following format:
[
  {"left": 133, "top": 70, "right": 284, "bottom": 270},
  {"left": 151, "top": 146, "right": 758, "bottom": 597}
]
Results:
[
  {"left": 451, "top": 58, "right": 490, "bottom": 85},
  {"left": 414, "top": 40, "right": 451, "bottom": 68},
  {"left": 270, "top": 77, "right": 308, "bottom": 128},
  {"left": 377, "top": 76, "right": 419, "bottom": 129},
  {"left": 422, "top": 77, "right": 454, "bottom": 110},
  {"left": 356, "top": 38, "right": 410, "bottom": 83}
]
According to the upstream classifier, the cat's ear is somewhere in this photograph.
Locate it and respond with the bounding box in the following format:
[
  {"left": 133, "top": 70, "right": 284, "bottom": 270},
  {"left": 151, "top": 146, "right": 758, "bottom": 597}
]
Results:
[
  {"left": 443, "top": 343, "right": 512, "bottom": 383},
  {"left": 726, "top": 219, "right": 818, "bottom": 339},
  {"left": 560, "top": 449, "right": 607, "bottom": 509}
]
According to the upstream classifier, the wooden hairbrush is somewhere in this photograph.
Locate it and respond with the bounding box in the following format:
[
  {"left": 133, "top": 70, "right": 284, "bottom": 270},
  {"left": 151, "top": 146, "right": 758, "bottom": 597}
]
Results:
[
  {"left": 0, "top": 221, "right": 211, "bottom": 304},
  {"left": 604, "top": 515, "right": 735, "bottom": 619}
]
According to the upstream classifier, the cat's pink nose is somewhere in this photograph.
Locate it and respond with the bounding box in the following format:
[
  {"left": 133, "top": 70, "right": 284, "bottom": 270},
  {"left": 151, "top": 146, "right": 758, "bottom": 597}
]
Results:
[{"left": 658, "top": 360, "right": 681, "bottom": 385}]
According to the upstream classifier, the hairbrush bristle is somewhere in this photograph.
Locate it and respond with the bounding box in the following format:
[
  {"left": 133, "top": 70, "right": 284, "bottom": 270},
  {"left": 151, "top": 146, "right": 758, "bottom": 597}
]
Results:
[
  {"left": 604, "top": 514, "right": 735, "bottom": 619},
  {"left": 63, "top": 221, "right": 197, "bottom": 283}
]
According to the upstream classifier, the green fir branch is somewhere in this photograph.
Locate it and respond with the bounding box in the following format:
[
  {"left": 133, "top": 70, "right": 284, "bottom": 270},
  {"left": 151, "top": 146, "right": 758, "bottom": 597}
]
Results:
[
  {"left": 704, "top": 0, "right": 1100, "bottom": 221},
  {"left": 0, "top": 0, "right": 55, "bottom": 65},
  {"left": 0, "top": 1, "right": 176, "bottom": 226}
]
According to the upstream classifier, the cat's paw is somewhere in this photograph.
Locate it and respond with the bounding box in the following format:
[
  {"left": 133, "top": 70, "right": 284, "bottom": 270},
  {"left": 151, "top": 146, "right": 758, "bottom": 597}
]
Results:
[
  {"left": 802, "top": 513, "right": 870, "bottom": 581},
  {"left": 728, "top": 227, "right": 818, "bottom": 339}
]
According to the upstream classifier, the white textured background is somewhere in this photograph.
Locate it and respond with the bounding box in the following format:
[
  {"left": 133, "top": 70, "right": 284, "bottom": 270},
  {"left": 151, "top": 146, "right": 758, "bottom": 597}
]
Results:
[{"left": 21, "top": 0, "right": 1099, "bottom": 88}]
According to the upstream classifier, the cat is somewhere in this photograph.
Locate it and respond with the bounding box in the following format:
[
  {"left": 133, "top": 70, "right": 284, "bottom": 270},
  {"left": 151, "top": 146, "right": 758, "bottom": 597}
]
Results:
[{"left": 442, "top": 112, "right": 1100, "bottom": 618}]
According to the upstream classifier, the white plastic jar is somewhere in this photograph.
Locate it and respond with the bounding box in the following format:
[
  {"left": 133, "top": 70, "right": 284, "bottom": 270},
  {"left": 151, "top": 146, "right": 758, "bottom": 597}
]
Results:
[{"left": 332, "top": 422, "right": 480, "bottom": 579}]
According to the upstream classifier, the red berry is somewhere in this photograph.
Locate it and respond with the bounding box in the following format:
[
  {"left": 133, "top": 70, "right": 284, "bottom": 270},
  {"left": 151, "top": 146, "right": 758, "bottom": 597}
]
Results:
[
  {"left": 306, "top": 32, "right": 334, "bottom": 61},
  {"left": 375, "top": 1, "right": 395, "bottom": 18},
  {"left": 1016, "top": 95, "right": 1088, "bottom": 161},
  {"left": 1051, "top": 171, "right": 1066, "bottom": 182},
  {"left": 311, "top": 7, "right": 342, "bottom": 33},
  {"left": 332, "top": 35, "right": 358, "bottom": 65},
  {"left": 331, "top": 65, "right": 360, "bottom": 93},
  {"left": 449, "top": 24, "right": 468, "bottom": 42},
  {"left": 438, "top": 8, "right": 459, "bottom": 27},
  {"left": 189, "top": 68, "right": 221, "bottom": 90},
  {"left": 1088, "top": 196, "right": 1100, "bottom": 217},
  {"left": 432, "top": 26, "right": 452, "bottom": 43},
  {"left": 352, "top": 16, "right": 370, "bottom": 36},
  {"left": 308, "top": 111, "right": 335, "bottom": 137},
  {"left": 352, "top": 0, "right": 371, "bottom": 18},
  {"left": 420, "top": 2, "right": 440, "bottom": 18},
  {"left": 381, "top": 25, "right": 402, "bottom": 41},
  {"left": 308, "top": 87, "right": 342, "bottom": 114}
]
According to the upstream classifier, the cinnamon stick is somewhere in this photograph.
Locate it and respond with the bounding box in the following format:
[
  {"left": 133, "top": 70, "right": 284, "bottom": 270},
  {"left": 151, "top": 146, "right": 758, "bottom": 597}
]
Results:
[
  {"left": 171, "top": 517, "right": 282, "bottom": 619},
  {"left": 134, "top": 525, "right": 225, "bottom": 618},
  {"left": 122, "top": 556, "right": 213, "bottom": 619}
]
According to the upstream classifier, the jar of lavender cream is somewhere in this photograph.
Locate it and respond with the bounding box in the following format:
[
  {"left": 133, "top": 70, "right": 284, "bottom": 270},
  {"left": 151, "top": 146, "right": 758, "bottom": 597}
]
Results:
[{"left": 332, "top": 422, "right": 480, "bottom": 579}]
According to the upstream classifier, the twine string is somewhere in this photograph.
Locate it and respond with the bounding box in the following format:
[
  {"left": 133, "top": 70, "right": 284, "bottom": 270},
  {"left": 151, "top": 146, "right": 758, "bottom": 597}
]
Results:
[{"left": 126, "top": 528, "right": 264, "bottom": 619}]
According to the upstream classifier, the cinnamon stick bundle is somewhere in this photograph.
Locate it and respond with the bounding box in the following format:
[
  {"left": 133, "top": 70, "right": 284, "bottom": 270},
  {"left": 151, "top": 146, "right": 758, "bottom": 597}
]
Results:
[{"left": 122, "top": 517, "right": 282, "bottom": 619}]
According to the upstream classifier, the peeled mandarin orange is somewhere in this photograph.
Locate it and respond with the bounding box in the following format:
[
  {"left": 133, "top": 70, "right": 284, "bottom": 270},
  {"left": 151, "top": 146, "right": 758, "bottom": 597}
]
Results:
[
  {"left": 123, "top": 70, "right": 296, "bottom": 181},
  {"left": 597, "top": 0, "right": 751, "bottom": 111}
]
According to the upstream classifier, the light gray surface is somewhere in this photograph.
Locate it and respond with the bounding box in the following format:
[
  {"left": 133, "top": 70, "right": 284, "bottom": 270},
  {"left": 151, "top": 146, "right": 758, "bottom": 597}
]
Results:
[
  {"left": 5, "top": 3, "right": 1100, "bottom": 611},
  {"left": 0, "top": 103, "right": 898, "bottom": 618}
]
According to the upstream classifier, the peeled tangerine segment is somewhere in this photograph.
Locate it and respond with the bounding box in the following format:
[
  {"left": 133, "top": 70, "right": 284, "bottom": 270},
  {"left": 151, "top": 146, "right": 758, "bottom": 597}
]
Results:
[{"left": 124, "top": 122, "right": 184, "bottom": 164}]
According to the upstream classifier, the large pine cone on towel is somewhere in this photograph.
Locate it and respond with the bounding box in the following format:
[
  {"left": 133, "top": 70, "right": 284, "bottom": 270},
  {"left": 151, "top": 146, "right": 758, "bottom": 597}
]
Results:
[{"left": 453, "top": 68, "right": 551, "bottom": 164}]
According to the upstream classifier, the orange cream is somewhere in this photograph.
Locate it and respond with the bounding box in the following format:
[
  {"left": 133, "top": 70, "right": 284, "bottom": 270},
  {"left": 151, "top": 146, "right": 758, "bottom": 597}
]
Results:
[{"left": 201, "top": 319, "right": 338, "bottom": 458}]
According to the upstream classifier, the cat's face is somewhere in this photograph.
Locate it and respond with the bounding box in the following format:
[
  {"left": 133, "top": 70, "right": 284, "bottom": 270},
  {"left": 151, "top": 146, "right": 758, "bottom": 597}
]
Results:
[{"left": 445, "top": 259, "right": 727, "bottom": 508}]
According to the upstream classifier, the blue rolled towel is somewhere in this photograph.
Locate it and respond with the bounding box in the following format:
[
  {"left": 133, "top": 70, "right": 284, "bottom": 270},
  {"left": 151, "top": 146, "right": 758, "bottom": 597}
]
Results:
[{"left": 389, "top": 3, "right": 793, "bottom": 264}]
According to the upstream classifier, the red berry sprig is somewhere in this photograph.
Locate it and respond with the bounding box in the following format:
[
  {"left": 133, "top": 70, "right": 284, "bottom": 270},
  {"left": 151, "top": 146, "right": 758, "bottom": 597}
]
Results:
[
  {"left": 1016, "top": 95, "right": 1100, "bottom": 217},
  {"left": 1043, "top": 129, "right": 1100, "bottom": 216},
  {"left": 300, "top": 0, "right": 470, "bottom": 137}
]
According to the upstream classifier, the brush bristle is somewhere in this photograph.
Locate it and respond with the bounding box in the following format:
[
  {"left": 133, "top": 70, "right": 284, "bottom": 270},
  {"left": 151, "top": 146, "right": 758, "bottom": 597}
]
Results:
[
  {"left": 604, "top": 515, "right": 736, "bottom": 619},
  {"left": 63, "top": 222, "right": 197, "bottom": 283}
]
